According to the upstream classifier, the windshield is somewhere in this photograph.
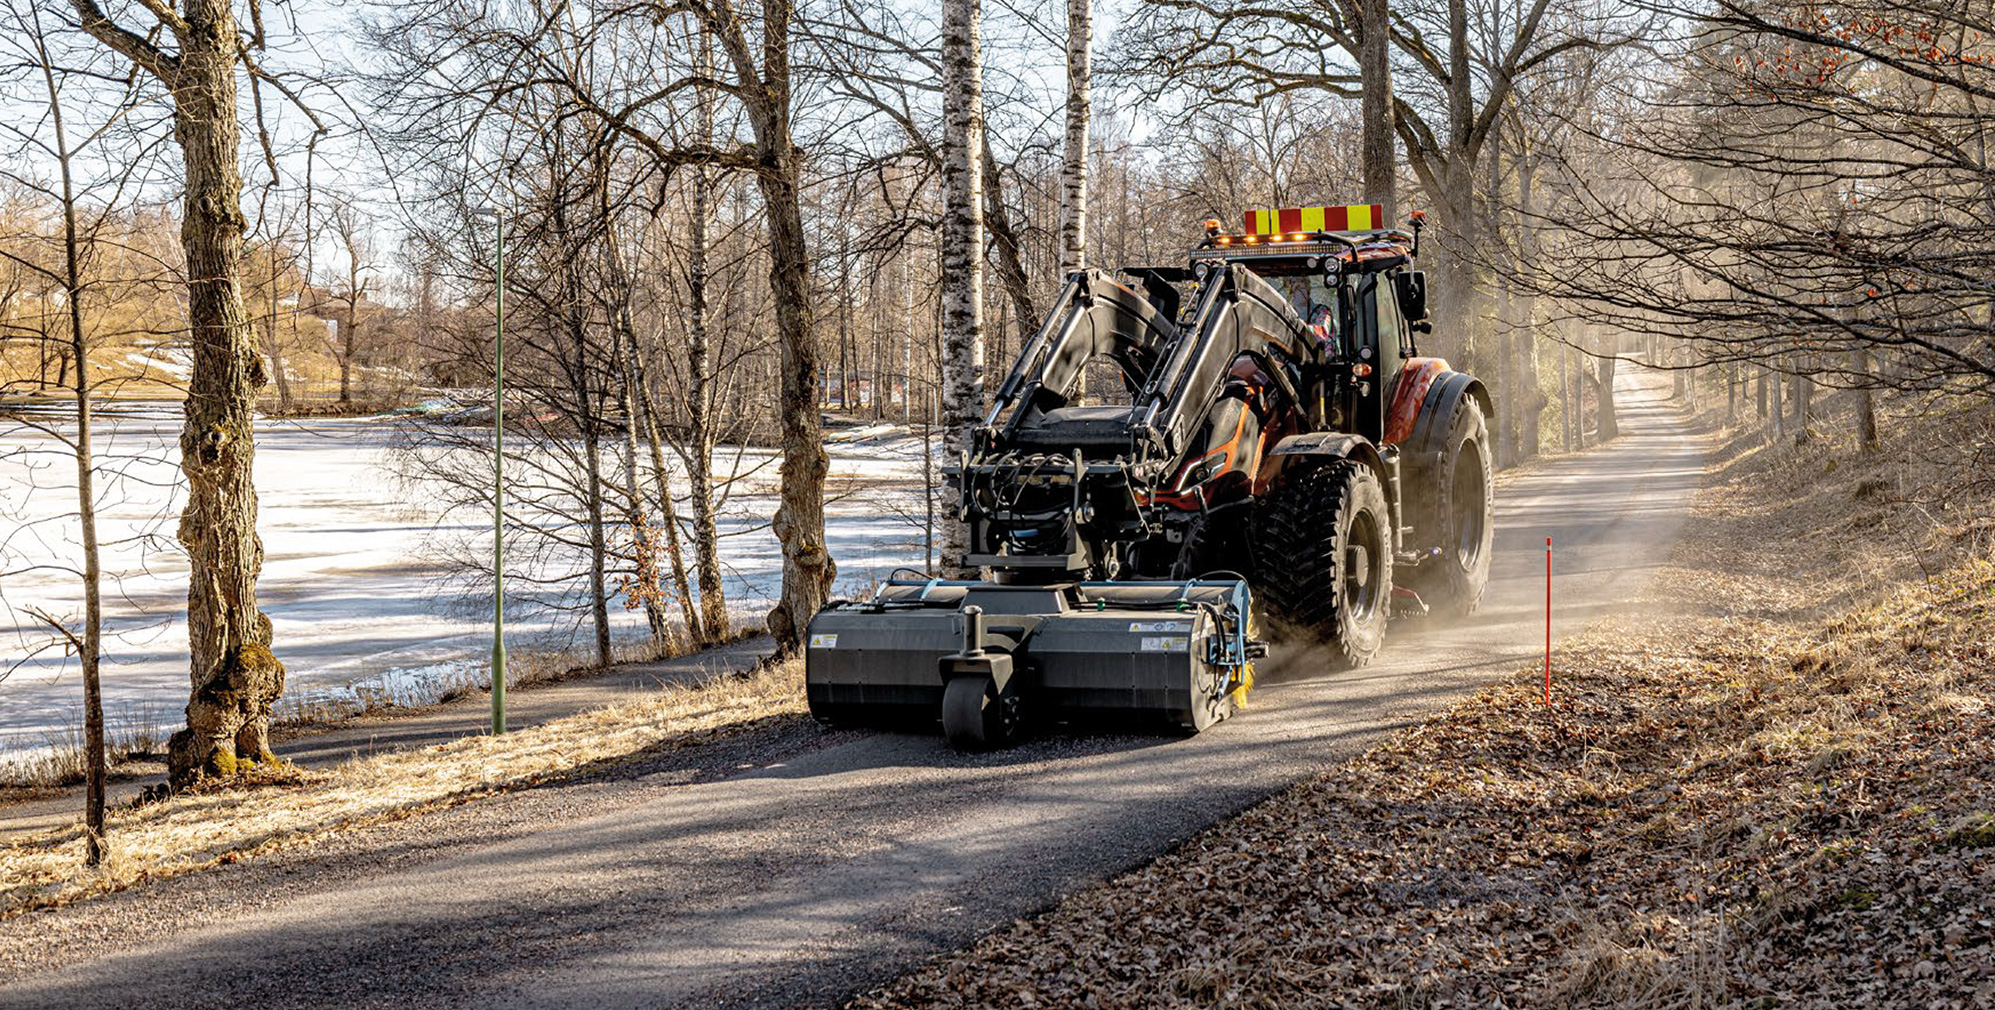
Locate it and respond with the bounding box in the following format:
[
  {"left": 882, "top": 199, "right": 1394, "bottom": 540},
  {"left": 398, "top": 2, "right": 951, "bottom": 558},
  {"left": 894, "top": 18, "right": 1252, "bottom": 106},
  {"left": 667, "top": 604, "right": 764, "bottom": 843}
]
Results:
[{"left": 1272, "top": 274, "right": 1345, "bottom": 352}]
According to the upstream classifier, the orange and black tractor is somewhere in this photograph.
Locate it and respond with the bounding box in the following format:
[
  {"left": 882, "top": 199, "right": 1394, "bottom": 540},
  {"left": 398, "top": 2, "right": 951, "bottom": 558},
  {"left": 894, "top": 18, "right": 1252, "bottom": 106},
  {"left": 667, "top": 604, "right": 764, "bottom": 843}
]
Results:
[{"left": 805, "top": 206, "right": 1494, "bottom": 750}]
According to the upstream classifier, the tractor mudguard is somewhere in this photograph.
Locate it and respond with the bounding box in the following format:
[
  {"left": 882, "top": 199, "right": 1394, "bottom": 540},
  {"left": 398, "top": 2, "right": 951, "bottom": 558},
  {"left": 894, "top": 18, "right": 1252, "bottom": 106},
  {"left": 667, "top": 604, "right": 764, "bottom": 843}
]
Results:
[
  {"left": 1266, "top": 431, "right": 1387, "bottom": 488},
  {"left": 1402, "top": 370, "right": 1492, "bottom": 462},
  {"left": 1383, "top": 357, "right": 1451, "bottom": 446},
  {"left": 1396, "top": 369, "right": 1493, "bottom": 560}
]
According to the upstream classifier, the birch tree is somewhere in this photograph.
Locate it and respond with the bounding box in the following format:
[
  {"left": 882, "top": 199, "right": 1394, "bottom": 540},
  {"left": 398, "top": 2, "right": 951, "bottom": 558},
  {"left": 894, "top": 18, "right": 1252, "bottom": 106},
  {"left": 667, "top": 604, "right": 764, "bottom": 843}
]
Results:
[
  {"left": 325, "top": 196, "right": 372, "bottom": 406},
  {"left": 0, "top": 0, "right": 122, "bottom": 861},
  {"left": 1060, "top": 0, "right": 1091, "bottom": 275},
  {"left": 939, "top": 0, "right": 985, "bottom": 573}
]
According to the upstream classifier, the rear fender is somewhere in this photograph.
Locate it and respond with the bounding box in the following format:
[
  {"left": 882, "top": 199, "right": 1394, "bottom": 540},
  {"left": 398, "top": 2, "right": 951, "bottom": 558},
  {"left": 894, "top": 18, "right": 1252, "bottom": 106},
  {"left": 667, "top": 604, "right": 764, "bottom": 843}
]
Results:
[
  {"left": 1405, "top": 371, "right": 1491, "bottom": 460},
  {"left": 1383, "top": 357, "right": 1451, "bottom": 446},
  {"left": 1399, "top": 370, "right": 1492, "bottom": 554},
  {"left": 1265, "top": 431, "right": 1387, "bottom": 491}
]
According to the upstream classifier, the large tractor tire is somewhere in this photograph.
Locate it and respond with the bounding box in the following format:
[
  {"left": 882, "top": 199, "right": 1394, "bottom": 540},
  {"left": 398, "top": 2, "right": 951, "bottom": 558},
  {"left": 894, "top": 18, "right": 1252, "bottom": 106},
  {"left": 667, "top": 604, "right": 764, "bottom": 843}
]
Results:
[
  {"left": 1249, "top": 460, "right": 1392, "bottom": 667},
  {"left": 1411, "top": 395, "right": 1494, "bottom": 616}
]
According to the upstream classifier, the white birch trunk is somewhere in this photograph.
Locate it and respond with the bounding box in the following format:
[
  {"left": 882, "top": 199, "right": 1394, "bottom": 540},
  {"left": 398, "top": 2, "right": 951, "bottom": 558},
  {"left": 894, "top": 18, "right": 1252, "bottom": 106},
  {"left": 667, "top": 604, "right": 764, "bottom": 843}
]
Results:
[
  {"left": 1060, "top": 0, "right": 1091, "bottom": 276},
  {"left": 940, "top": 0, "right": 985, "bottom": 574}
]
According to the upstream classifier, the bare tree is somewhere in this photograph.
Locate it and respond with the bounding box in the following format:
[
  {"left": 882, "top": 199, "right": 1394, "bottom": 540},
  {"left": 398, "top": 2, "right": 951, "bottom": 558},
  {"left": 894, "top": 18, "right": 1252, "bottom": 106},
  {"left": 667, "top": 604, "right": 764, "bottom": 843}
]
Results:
[
  {"left": 0, "top": 1, "right": 124, "bottom": 862},
  {"left": 324, "top": 195, "right": 373, "bottom": 406},
  {"left": 64, "top": 0, "right": 305, "bottom": 787},
  {"left": 1110, "top": 0, "right": 1624, "bottom": 360},
  {"left": 1516, "top": 0, "right": 1995, "bottom": 408}
]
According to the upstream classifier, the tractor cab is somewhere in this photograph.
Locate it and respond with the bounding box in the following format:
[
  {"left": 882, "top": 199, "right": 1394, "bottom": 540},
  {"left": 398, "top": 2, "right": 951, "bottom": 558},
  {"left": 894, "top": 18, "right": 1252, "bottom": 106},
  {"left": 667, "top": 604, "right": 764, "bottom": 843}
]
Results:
[
  {"left": 1171, "top": 205, "right": 1434, "bottom": 447},
  {"left": 1185, "top": 205, "right": 1428, "bottom": 361}
]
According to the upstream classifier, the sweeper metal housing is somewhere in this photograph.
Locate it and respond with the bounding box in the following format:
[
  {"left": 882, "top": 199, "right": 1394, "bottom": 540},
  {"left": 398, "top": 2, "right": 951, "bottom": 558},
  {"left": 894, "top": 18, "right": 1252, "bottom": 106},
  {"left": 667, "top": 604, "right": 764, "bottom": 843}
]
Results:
[
  {"left": 805, "top": 579, "right": 1255, "bottom": 745},
  {"left": 807, "top": 205, "right": 1494, "bottom": 750}
]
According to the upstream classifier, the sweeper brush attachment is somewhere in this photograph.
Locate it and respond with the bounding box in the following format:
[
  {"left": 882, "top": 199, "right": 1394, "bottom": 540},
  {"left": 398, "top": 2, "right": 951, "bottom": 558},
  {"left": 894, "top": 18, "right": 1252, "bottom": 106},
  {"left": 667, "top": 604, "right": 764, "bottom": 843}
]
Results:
[{"left": 805, "top": 579, "right": 1261, "bottom": 750}]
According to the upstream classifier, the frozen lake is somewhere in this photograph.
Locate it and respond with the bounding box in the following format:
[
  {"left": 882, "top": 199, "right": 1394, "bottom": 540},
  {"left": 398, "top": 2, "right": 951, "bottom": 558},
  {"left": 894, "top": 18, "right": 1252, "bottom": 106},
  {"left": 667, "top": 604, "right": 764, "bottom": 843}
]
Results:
[{"left": 0, "top": 402, "right": 928, "bottom": 759}]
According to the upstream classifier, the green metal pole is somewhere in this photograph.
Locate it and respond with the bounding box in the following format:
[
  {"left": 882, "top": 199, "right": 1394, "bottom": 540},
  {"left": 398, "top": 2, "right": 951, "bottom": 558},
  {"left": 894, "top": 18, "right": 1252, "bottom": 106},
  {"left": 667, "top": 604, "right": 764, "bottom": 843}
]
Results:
[{"left": 492, "top": 215, "right": 507, "bottom": 735}]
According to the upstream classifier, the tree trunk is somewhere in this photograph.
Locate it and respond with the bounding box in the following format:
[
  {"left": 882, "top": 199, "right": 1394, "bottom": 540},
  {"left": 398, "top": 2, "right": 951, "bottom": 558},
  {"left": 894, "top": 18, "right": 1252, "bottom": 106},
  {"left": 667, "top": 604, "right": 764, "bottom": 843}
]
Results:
[
  {"left": 1855, "top": 348, "right": 1879, "bottom": 453},
  {"left": 43, "top": 45, "right": 107, "bottom": 860},
  {"left": 939, "top": 0, "right": 986, "bottom": 576},
  {"left": 1768, "top": 364, "right": 1785, "bottom": 441},
  {"left": 650, "top": 445, "right": 700, "bottom": 647},
  {"left": 1792, "top": 369, "right": 1812, "bottom": 439},
  {"left": 901, "top": 249, "right": 913, "bottom": 423},
  {"left": 339, "top": 303, "right": 356, "bottom": 404},
  {"left": 1359, "top": 0, "right": 1394, "bottom": 215},
  {"left": 838, "top": 226, "right": 853, "bottom": 410},
  {"left": 684, "top": 34, "right": 728, "bottom": 642},
  {"left": 1594, "top": 340, "right": 1618, "bottom": 441},
  {"left": 982, "top": 141, "right": 1039, "bottom": 344},
  {"left": 750, "top": 0, "right": 834, "bottom": 654},
  {"left": 73, "top": 0, "right": 293, "bottom": 790},
  {"left": 1433, "top": 0, "right": 1477, "bottom": 364},
  {"left": 627, "top": 334, "right": 704, "bottom": 647},
  {"left": 1060, "top": 0, "right": 1090, "bottom": 275},
  {"left": 614, "top": 327, "right": 674, "bottom": 650},
  {"left": 922, "top": 417, "right": 937, "bottom": 574},
  {"left": 1559, "top": 328, "right": 1574, "bottom": 451},
  {"left": 1496, "top": 305, "right": 1515, "bottom": 467},
  {"left": 262, "top": 254, "right": 293, "bottom": 410},
  {"left": 1513, "top": 152, "right": 1543, "bottom": 461},
  {"left": 571, "top": 300, "right": 613, "bottom": 667}
]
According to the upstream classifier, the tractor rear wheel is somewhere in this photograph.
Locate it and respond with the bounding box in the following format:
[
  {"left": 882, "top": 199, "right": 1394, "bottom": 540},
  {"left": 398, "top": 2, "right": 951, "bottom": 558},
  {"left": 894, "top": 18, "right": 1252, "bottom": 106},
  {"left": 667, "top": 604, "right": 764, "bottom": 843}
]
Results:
[
  {"left": 941, "top": 674, "right": 1018, "bottom": 751},
  {"left": 1411, "top": 395, "right": 1494, "bottom": 616},
  {"left": 1249, "top": 460, "right": 1392, "bottom": 667}
]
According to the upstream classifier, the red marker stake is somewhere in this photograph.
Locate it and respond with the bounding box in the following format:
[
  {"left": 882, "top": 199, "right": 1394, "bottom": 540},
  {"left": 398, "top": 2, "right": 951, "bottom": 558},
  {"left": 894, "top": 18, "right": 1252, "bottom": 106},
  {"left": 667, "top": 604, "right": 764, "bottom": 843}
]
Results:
[{"left": 1545, "top": 535, "right": 1553, "bottom": 707}]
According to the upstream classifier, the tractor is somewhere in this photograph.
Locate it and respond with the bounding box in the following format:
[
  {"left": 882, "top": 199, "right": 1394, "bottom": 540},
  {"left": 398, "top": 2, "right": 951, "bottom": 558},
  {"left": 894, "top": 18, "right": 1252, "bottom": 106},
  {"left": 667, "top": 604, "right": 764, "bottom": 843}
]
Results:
[{"left": 805, "top": 205, "right": 1494, "bottom": 750}]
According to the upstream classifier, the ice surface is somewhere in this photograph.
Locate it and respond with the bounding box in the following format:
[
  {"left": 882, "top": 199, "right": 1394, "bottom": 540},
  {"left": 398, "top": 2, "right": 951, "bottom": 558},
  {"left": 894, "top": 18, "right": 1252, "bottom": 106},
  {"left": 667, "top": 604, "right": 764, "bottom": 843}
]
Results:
[{"left": 0, "top": 402, "right": 931, "bottom": 761}]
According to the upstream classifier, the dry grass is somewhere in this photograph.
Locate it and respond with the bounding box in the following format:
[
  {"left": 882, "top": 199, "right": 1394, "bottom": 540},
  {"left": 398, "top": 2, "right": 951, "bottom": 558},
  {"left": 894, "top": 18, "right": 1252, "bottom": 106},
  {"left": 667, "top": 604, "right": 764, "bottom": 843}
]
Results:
[
  {"left": 0, "top": 656, "right": 803, "bottom": 918},
  {"left": 267, "top": 628, "right": 761, "bottom": 732},
  {"left": 0, "top": 707, "right": 172, "bottom": 794}
]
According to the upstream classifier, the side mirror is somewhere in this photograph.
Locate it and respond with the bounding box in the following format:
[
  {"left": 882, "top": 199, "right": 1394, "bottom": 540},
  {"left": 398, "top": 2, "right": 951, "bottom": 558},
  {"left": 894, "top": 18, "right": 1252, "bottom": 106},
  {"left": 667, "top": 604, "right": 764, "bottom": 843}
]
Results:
[{"left": 1394, "top": 270, "right": 1429, "bottom": 322}]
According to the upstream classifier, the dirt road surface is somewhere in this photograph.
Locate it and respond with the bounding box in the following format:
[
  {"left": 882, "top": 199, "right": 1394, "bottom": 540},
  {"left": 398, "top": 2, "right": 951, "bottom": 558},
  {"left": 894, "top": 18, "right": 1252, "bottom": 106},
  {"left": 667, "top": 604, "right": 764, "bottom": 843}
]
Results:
[{"left": 0, "top": 372, "right": 1707, "bottom": 1009}]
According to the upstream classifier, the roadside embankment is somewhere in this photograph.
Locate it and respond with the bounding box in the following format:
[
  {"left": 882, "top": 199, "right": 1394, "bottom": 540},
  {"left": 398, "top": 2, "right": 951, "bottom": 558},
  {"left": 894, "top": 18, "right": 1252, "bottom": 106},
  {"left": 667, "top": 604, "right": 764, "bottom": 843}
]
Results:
[{"left": 851, "top": 391, "right": 1995, "bottom": 1009}]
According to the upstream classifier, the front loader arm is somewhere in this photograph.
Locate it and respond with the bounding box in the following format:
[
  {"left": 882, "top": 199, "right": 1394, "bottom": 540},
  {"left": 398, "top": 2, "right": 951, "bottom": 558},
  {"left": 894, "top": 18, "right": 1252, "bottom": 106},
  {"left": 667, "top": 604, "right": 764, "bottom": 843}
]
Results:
[
  {"left": 981, "top": 269, "right": 1180, "bottom": 453},
  {"left": 1137, "top": 264, "right": 1317, "bottom": 462}
]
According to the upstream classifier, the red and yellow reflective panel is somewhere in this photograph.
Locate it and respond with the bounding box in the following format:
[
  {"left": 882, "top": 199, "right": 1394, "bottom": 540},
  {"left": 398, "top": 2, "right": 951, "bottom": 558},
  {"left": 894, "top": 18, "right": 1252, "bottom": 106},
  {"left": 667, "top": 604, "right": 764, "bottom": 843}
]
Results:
[{"left": 1243, "top": 204, "right": 1385, "bottom": 235}]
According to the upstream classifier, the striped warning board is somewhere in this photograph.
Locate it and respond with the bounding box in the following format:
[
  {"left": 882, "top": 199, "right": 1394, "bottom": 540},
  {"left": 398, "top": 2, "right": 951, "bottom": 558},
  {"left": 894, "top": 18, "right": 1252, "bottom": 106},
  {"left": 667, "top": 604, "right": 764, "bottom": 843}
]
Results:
[{"left": 1243, "top": 204, "right": 1385, "bottom": 235}]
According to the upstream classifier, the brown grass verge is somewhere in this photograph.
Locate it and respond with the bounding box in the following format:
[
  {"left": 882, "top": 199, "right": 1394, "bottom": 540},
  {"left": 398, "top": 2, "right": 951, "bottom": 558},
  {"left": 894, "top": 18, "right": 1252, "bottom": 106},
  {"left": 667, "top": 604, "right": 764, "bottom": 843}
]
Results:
[
  {"left": 265, "top": 627, "right": 764, "bottom": 734},
  {"left": 849, "top": 390, "right": 1995, "bottom": 1010},
  {"left": 0, "top": 657, "right": 803, "bottom": 919}
]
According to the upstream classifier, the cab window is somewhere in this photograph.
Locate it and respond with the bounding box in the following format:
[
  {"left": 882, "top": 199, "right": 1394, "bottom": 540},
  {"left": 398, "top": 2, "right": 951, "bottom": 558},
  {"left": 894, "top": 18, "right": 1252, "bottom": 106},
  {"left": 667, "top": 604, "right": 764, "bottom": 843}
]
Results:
[
  {"left": 1373, "top": 273, "right": 1412, "bottom": 358},
  {"left": 1274, "top": 275, "right": 1345, "bottom": 353}
]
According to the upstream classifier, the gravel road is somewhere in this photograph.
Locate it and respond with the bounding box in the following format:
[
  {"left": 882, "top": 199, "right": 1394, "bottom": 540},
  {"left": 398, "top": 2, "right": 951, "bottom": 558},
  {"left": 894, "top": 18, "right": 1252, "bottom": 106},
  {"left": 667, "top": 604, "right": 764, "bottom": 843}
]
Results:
[{"left": 0, "top": 372, "right": 1706, "bottom": 1009}]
